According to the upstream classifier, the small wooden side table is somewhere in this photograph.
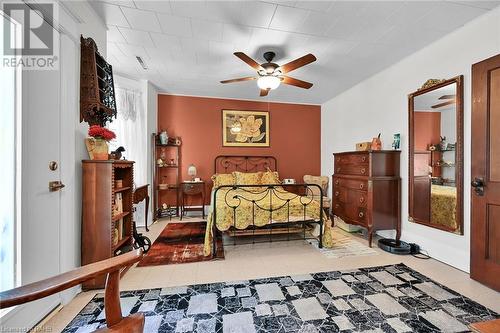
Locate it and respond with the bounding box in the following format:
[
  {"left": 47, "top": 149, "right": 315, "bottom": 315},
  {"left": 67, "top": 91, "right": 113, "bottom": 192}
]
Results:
[{"left": 180, "top": 181, "right": 206, "bottom": 220}]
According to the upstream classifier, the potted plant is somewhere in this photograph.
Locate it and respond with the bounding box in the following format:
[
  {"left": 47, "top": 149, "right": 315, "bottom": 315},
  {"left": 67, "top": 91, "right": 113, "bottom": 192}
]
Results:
[{"left": 86, "top": 125, "right": 116, "bottom": 160}]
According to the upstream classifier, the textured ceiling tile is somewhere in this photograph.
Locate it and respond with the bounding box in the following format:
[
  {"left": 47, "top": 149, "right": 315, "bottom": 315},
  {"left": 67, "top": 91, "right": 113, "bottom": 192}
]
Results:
[
  {"left": 191, "top": 19, "right": 224, "bottom": 42},
  {"left": 157, "top": 13, "right": 192, "bottom": 37},
  {"left": 91, "top": 1, "right": 130, "bottom": 27},
  {"left": 269, "top": 5, "right": 310, "bottom": 31},
  {"left": 121, "top": 7, "right": 162, "bottom": 32},
  {"left": 118, "top": 27, "right": 155, "bottom": 47},
  {"left": 134, "top": 0, "right": 172, "bottom": 14}
]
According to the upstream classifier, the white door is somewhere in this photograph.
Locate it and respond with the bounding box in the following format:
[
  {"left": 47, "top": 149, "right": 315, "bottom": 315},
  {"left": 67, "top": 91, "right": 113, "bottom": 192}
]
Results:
[{"left": 0, "top": 11, "right": 63, "bottom": 329}]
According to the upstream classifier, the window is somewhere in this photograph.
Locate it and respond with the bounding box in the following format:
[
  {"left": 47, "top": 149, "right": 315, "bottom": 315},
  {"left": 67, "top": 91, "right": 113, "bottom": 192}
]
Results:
[{"left": 0, "top": 12, "right": 21, "bottom": 294}]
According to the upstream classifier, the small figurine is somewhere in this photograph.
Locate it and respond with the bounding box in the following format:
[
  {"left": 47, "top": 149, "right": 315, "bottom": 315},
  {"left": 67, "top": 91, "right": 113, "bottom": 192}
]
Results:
[
  {"left": 109, "top": 146, "right": 125, "bottom": 160},
  {"left": 371, "top": 133, "right": 382, "bottom": 151},
  {"left": 392, "top": 134, "right": 400, "bottom": 150},
  {"left": 440, "top": 136, "right": 447, "bottom": 150}
]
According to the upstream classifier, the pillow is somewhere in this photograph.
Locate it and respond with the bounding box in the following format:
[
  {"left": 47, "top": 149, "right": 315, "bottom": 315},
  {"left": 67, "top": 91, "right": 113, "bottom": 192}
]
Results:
[
  {"left": 260, "top": 168, "right": 281, "bottom": 185},
  {"left": 211, "top": 173, "right": 235, "bottom": 188},
  {"left": 233, "top": 171, "right": 262, "bottom": 185}
]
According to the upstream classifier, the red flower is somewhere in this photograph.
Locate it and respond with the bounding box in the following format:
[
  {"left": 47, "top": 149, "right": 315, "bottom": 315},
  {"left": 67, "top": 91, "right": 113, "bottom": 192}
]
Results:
[{"left": 88, "top": 125, "right": 116, "bottom": 141}]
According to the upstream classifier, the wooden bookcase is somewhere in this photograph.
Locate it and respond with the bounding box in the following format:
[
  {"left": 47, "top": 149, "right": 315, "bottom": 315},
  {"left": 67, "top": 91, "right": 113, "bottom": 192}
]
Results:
[
  {"left": 152, "top": 134, "right": 181, "bottom": 220},
  {"left": 81, "top": 160, "right": 134, "bottom": 290}
]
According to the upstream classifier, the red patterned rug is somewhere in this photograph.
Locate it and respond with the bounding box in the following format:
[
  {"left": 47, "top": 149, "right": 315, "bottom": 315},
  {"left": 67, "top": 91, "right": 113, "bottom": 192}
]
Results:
[{"left": 137, "top": 221, "right": 224, "bottom": 267}]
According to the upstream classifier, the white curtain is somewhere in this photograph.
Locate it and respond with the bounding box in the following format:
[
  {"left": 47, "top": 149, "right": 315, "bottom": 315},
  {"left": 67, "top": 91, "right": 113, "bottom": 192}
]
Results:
[
  {"left": 109, "top": 87, "right": 147, "bottom": 185},
  {"left": 109, "top": 87, "right": 148, "bottom": 227}
]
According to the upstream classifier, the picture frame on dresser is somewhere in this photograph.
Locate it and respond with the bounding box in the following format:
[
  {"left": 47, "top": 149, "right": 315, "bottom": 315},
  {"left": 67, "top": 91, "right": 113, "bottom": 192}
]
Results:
[{"left": 331, "top": 151, "right": 401, "bottom": 247}]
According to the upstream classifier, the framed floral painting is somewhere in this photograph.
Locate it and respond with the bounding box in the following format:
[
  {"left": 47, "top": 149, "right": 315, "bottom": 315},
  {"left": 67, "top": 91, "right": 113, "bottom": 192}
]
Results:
[{"left": 222, "top": 110, "right": 269, "bottom": 147}]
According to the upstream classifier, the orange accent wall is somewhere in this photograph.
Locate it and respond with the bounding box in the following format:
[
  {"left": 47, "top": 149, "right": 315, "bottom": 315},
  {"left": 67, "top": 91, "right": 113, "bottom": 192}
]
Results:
[
  {"left": 414, "top": 111, "right": 441, "bottom": 177},
  {"left": 157, "top": 94, "right": 321, "bottom": 204},
  {"left": 414, "top": 112, "right": 441, "bottom": 151}
]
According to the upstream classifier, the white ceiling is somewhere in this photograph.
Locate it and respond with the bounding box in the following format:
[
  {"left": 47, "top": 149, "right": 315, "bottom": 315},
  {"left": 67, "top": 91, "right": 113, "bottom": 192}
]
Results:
[
  {"left": 87, "top": 0, "right": 499, "bottom": 104},
  {"left": 414, "top": 83, "right": 456, "bottom": 111}
]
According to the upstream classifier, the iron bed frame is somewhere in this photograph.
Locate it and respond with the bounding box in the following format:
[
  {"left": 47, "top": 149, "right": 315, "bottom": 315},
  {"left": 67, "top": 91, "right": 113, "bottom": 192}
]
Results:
[{"left": 211, "top": 155, "right": 324, "bottom": 256}]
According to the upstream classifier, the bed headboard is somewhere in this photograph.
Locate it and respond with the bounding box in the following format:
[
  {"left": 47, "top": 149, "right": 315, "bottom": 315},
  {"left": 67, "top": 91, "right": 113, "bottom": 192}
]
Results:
[{"left": 214, "top": 155, "right": 277, "bottom": 174}]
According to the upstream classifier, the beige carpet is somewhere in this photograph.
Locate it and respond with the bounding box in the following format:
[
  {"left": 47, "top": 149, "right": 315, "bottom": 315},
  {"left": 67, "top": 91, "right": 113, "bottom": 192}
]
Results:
[{"left": 308, "top": 230, "right": 378, "bottom": 258}]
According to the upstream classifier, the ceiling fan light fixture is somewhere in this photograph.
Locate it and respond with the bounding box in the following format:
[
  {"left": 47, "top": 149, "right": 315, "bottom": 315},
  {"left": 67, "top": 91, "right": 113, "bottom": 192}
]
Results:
[{"left": 257, "top": 75, "right": 280, "bottom": 90}]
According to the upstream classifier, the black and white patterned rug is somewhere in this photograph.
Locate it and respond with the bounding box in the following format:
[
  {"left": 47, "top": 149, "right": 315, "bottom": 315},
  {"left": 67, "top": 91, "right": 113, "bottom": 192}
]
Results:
[{"left": 63, "top": 264, "right": 497, "bottom": 333}]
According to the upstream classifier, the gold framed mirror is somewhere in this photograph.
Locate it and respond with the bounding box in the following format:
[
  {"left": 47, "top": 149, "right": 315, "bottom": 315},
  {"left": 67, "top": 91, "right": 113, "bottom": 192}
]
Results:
[{"left": 408, "top": 76, "right": 464, "bottom": 234}]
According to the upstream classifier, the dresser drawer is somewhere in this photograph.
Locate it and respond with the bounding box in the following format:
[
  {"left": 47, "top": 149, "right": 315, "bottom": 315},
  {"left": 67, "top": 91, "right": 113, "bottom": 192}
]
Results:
[
  {"left": 333, "top": 177, "right": 368, "bottom": 191},
  {"left": 335, "top": 164, "right": 369, "bottom": 176},
  {"left": 335, "top": 154, "right": 369, "bottom": 165},
  {"left": 332, "top": 187, "right": 367, "bottom": 206},
  {"left": 182, "top": 183, "right": 204, "bottom": 195},
  {"left": 332, "top": 202, "right": 367, "bottom": 225},
  {"left": 344, "top": 204, "right": 367, "bottom": 224}
]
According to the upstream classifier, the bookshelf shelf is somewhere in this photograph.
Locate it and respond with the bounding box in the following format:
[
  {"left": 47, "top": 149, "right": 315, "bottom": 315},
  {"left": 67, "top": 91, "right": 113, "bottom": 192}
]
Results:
[
  {"left": 114, "top": 186, "right": 131, "bottom": 193},
  {"left": 112, "top": 211, "right": 130, "bottom": 222},
  {"left": 152, "top": 134, "right": 181, "bottom": 220}
]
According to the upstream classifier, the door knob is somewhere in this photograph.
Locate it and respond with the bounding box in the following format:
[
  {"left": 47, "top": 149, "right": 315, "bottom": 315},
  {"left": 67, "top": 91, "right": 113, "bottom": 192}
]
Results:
[
  {"left": 471, "top": 177, "right": 485, "bottom": 196},
  {"left": 49, "top": 181, "right": 65, "bottom": 192}
]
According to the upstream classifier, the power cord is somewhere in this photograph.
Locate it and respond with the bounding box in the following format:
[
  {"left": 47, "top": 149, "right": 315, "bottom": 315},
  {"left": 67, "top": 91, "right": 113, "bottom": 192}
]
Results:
[{"left": 412, "top": 248, "right": 431, "bottom": 259}]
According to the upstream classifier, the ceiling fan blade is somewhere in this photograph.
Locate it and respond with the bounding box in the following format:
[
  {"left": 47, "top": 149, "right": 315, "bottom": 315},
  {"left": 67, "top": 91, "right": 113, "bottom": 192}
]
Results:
[
  {"left": 260, "top": 89, "right": 269, "bottom": 97},
  {"left": 282, "top": 76, "right": 313, "bottom": 89},
  {"left": 432, "top": 100, "right": 455, "bottom": 109},
  {"left": 220, "top": 77, "right": 257, "bottom": 84},
  {"left": 278, "top": 53, "right": 316, "bottom": 73},
  {"left": 234, "top": 52, "right": 264, "bottom": 71},
  {"left": 438, "top": 94, "right": 456, "bottom": 100}
]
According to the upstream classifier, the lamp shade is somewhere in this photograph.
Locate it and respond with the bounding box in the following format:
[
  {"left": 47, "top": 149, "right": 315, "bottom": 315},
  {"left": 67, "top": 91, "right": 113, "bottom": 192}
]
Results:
[
  {"left": 257, "top": 75, "right": 281, "bottom": 90},
  {"left": 187, "top": 164, "right": 197, "bottom": 177}
]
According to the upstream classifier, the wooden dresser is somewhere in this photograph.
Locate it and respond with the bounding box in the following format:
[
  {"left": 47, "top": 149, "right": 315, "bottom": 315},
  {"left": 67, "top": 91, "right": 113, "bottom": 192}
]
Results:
[
  {"left": 82, "top": 160, "right": 134, "bottom": 289},
  {"left": 331, "top": 151, "right": 401, "bottom": 247}
]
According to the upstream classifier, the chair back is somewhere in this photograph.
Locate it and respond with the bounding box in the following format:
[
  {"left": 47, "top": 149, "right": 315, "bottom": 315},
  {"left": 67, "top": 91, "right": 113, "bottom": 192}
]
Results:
[{"left": 303, "top": 175, "right": 329, "bottom": 196}]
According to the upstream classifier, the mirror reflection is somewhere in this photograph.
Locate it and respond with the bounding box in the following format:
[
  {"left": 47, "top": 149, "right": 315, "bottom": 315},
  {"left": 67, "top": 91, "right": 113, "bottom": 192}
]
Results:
[{"left": 409, "top": 78, "right": 463, "bottom": 234}]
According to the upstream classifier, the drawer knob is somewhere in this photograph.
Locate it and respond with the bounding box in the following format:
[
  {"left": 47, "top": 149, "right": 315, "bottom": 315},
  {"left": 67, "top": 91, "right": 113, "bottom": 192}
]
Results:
[
  {"left": 359, "top": 184, "right": 364, "bottom": 189},
  {"left": 335, "top": 191, "right": 339, "bottom": 197},
  {"left": 335, "top": 180, "right": 339, "bottom": 185},
  {"left": 359, "top": 197, "right": 365, "bottom": 203},
  {"left": 362, "top": 156, "right": 366, "bottom": 162},
  {"left": 361, "top": 168, "right": 366, "bottom": 174},
  {"left": 335, "top": 204, "right": 340, "bottom": 209},
  {"left": 359, "top": 212, "right": 364, "bottom": 218},
  {"left": 337, "top": 167, "right": 341, "bottom": 172}
]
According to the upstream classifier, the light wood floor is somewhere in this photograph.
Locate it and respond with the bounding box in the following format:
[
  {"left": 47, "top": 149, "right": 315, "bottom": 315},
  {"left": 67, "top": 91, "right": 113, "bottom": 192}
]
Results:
[{"left": 41, "top": 217, "right": 500, "bottom": 332}]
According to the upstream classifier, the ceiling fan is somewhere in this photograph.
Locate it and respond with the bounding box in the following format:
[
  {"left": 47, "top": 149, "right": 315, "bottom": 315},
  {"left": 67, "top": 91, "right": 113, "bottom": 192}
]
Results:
[
  {"left": 432, "top": 94, "right": 456, "bottom": 109},
  {"left": 220, "top": 51, "right": 316, "bottom": 97}
]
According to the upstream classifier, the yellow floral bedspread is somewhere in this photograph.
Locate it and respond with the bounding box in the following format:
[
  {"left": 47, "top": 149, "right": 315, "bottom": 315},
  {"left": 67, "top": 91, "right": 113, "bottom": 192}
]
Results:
[
  {"left": 203, "top": 187, "right": 333, "bottom": 256},
  {"left": 431, "top": 185, "right": 457, "bottom": 230}
]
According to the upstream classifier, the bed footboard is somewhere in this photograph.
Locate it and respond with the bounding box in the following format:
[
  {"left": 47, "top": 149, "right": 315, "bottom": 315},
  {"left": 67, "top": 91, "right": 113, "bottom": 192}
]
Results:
[{"left": 211, "top": 184, "right": 324, "bottom": 257}]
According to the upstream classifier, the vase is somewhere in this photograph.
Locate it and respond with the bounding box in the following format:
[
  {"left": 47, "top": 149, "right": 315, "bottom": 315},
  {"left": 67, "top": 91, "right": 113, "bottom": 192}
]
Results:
[{"left": 85, "top": 138, "right": 109, "bottom": 160}]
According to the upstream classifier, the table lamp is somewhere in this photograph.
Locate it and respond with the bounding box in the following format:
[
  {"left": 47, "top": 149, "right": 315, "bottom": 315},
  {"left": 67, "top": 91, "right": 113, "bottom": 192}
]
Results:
[{"left": 187, "top": 164, "right": 197, "bottom": 181}]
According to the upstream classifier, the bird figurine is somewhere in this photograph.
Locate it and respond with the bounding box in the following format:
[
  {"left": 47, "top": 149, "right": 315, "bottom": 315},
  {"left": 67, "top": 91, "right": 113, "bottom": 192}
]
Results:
[{"left": 109, "top": 146, "right": 125, "bottom": 160}]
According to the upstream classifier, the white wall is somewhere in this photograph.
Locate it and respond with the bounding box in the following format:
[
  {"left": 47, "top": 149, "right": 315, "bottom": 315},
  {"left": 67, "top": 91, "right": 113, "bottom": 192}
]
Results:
[
  {"left": 144, "top": 80, "right": 158, "bottom": 226},
  {"left": 321, "top": 7, "right": 500, "bottom": 272}
]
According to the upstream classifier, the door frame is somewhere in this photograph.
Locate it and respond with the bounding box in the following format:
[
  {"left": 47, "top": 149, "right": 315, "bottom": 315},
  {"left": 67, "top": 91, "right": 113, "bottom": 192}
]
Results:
[{"left": 470, "top": 53, "right": 500, "bottom": 291}]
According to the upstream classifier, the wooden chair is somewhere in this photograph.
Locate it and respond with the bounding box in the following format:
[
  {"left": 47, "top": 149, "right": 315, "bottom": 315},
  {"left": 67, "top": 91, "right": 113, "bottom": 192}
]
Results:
[
  {"left": 303, "top": 175, "right": 331, "bottom": 215},
  {"left": 0, "top": 250, "right": 144, "bottom": 332},
  {"left": 133, "top": 184, "right": 150, "bottom": 231}
]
